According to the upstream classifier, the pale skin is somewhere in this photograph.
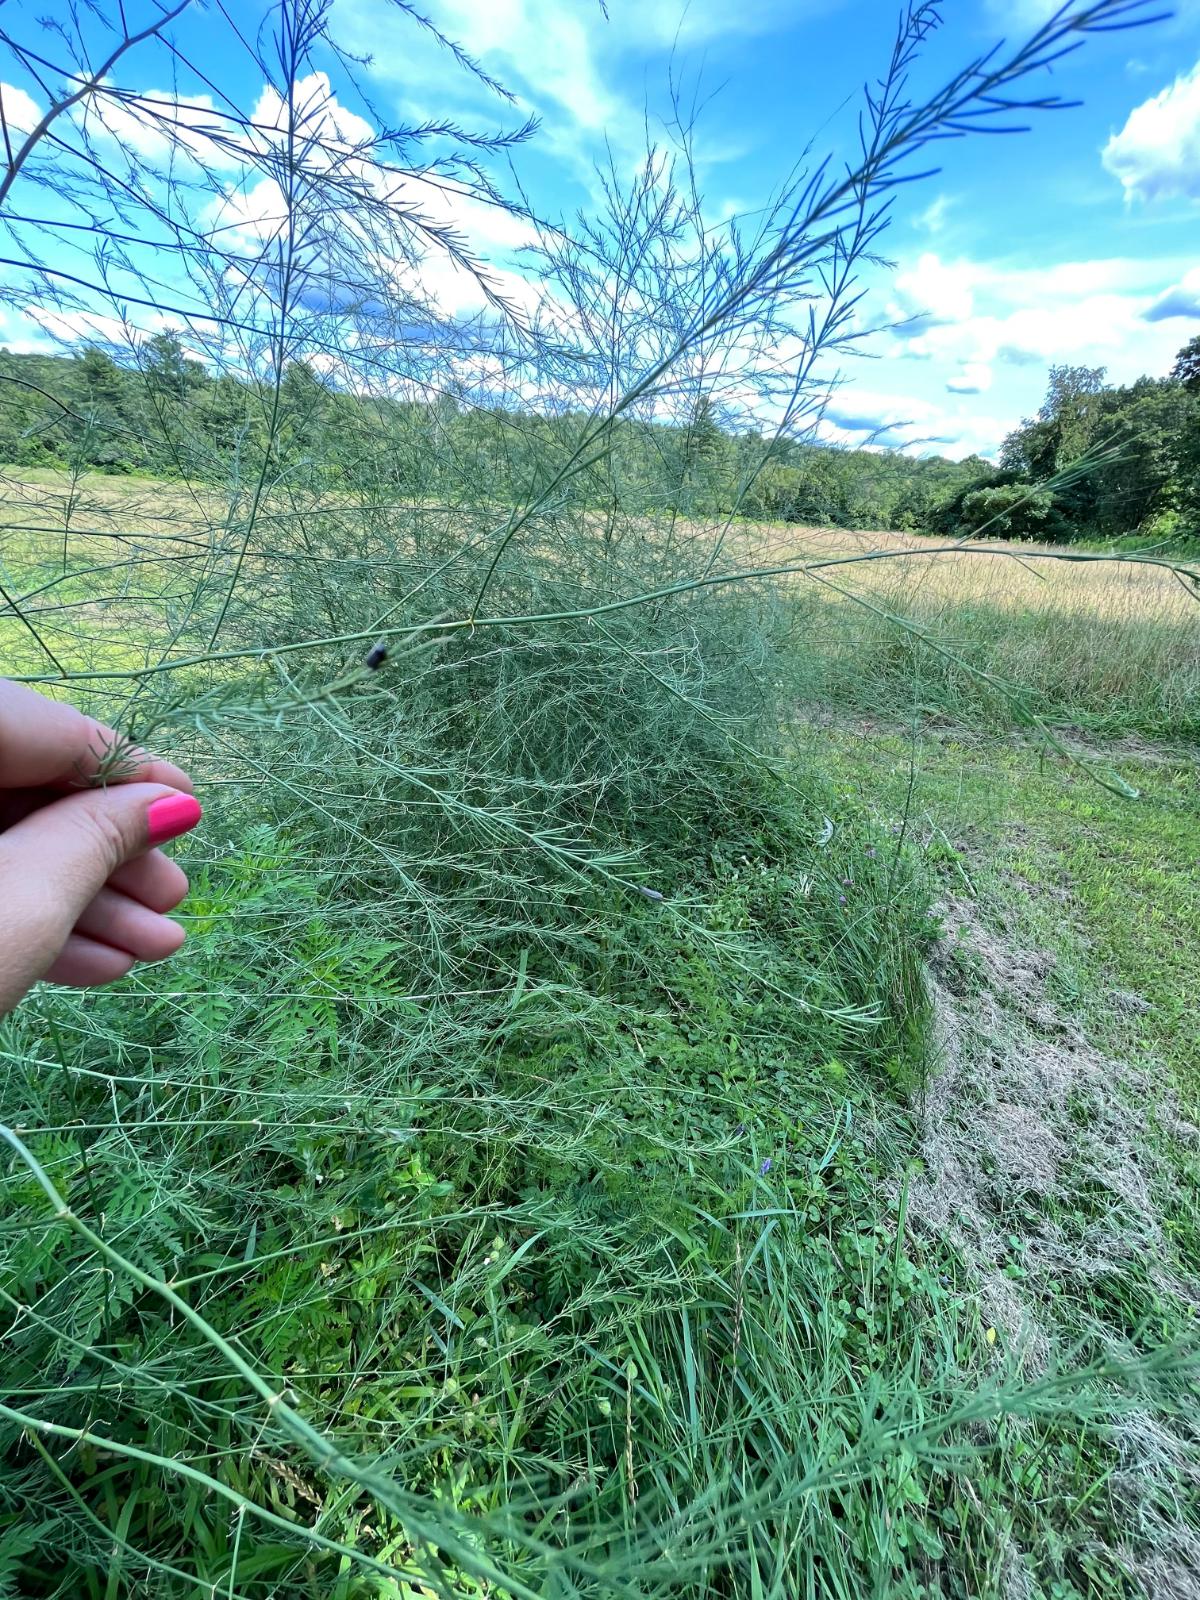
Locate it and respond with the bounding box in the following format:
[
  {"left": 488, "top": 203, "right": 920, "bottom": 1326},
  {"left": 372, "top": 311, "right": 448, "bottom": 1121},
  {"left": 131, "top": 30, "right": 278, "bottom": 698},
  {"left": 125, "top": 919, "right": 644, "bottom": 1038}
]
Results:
[{"left": 0, "top": 680, "right": 200, "bottom": 1016}]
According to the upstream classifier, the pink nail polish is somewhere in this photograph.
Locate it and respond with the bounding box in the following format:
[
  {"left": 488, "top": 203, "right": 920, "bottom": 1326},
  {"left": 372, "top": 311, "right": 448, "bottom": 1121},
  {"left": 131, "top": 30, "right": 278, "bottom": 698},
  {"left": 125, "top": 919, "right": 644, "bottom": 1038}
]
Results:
[{"left": 147, "top": 793, "right": 203, "bottom": 847}]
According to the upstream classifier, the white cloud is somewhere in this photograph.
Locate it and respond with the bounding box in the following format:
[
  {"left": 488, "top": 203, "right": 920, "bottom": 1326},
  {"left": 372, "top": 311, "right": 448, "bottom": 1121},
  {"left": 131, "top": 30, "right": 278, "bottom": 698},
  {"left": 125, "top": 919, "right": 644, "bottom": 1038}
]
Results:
[
  {"left": 948, "top": 295, "right": 1154, "bottom": 369},
  {"left": 1144, "top": 267, "right": 1200, "bottom": 321},
  {"left": 1102, "top": 59, "right": 1200, "bottom": 202},
  {"left": 946, "top": 363, "right": 992, "bottom": 395},
  {"left": 339, "top": 0, "right": 812, "bottom": 186},
  {"left": 203, "top": 175, "right": 290, "bottom": 248},
  {"left": 825, "top": 385, "right": 940, "bottom": 430},
  {"left": 362, "top": 167, "right": 541, "bottom": 318},
  {"left": 76, "top": 70, "right": 379, "bottom": 178},
  {"left": 928, "top": 412, "right": 1016, "bottom": 462},
  {"left": 888, "top": 252, "right": 978, "bottom": 337},
  {"left": 0, "top": 82, "right": 41, "bottom": 139},
  {"left": 193, "top": 69, "right": 543, "bottom": 327},
  {"left": 820, "top": 385, "right": 1013, "bottom": 461},
  {"left": 437, "top": 1, "right": 619, "bottom": 133},
  {"left": 913, "top": 194, "right": 951, "bottom": 236},
  {"left": 883, "top": 251, "right": 1195, "bottom": 387},
  {"left": 250, "top": 71, "right": 377, "bottom": 165},
  {"left": 864, "top": 245, "right": 1200, "bottom": 454},
  {"left": 76, "top": 83, "right": 245, "bottom": 169},
  {"left": 25, "top": 305, "right": 170, "bottom": 347},
  {"left": 0, "top": 301, "right": 52, "bottom": 354}
]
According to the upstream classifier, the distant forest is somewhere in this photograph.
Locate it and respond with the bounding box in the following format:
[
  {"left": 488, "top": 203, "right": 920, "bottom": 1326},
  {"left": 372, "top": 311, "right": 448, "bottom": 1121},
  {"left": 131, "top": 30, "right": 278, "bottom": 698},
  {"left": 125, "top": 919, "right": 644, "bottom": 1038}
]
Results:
[{"left": 1, "top": 334, "right": 1196, "bottom": 544}]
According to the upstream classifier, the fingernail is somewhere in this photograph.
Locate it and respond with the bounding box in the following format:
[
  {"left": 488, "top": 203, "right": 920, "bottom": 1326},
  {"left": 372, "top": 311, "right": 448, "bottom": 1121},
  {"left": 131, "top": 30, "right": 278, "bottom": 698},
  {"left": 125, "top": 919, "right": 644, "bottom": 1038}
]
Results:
[{"left": 147, "top": 793, "right": 203, "bottom": 847}]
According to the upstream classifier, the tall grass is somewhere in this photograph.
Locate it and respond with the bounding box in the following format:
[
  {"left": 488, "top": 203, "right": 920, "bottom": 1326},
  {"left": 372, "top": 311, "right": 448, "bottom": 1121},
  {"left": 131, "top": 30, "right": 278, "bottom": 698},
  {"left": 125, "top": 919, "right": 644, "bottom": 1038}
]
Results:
[
  {"left": 779, "top": 553, "right": 1200, "bottom": 740},
  {"left": 1, "top": 1, "right": 1197, "bottom": 1594}
]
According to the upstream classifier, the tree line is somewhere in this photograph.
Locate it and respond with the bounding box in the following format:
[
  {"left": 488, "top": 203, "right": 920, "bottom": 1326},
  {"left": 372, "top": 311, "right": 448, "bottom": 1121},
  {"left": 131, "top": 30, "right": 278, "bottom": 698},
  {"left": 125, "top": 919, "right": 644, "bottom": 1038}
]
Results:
[
  {"left": 0, "top": 334, "right": 1196, "bottom": 543},
  {"left": 935, "top": 340, "right": 1200, "bottom": 544}
]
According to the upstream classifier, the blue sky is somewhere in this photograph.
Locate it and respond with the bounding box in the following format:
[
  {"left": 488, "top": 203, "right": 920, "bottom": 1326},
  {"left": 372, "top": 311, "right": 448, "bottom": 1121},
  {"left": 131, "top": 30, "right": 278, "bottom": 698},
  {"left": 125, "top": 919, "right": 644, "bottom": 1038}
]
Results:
[
  {"left": 1, "top": 0, "right": 1198, "bottom": 460},
  {"left": 329, "top": 0, "right": 1200, "bottom": 458}
]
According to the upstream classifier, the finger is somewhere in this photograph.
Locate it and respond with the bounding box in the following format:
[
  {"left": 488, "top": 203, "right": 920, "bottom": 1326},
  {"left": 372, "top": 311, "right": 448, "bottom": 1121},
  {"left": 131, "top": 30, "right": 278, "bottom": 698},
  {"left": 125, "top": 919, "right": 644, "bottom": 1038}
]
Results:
[
  {"left": 43, "top": 934, "right": 137, "bottom": 989},
  {"left": 107, "top": 848, "right": 190, "bottom": 914},
  {"left": 0, "top": 784, "right": 201, "bottom": 1015},
  {"left": 73, "top": 885, "right": 187, "bottom": 963},
  {"left": 0, "top": 679, "right": 193, "bottom": 792}
]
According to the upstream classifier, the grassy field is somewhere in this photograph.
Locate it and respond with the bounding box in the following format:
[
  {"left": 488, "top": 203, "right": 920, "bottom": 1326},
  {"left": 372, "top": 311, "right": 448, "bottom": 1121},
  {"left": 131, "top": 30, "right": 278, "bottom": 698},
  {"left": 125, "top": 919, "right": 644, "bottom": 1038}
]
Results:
[
  {"left": 1, "top": 469, "right": 1198, "bottom": 1596},
  {"left": 750, "top": 522, "right": 1200, "bottom": 741},
  {"left": 4, "top": 469, "right": 1195, "bottom": 736},
  {"left": 796, "top": 714, "right": 1200, "bottom": 1597}
]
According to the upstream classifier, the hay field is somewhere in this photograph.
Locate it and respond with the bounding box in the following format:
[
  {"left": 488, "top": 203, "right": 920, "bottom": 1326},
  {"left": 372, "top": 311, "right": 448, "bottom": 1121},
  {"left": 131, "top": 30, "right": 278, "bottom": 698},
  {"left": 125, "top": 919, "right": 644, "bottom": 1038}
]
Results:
[
  {"left": 734, "top": 518, "right": 1198, "bottom": 624},
  {"left": 2, "top": 471, "right": 1196, "bottom": 735}
]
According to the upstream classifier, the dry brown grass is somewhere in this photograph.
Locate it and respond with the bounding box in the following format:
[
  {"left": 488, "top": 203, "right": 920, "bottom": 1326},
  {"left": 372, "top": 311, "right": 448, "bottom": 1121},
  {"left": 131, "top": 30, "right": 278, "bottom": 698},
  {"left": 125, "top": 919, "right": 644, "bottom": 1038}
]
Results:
[
  {"left": 1, "top": 471, "right": 1196, "bottom": 736},
  {"left": 729, "top": 519, "right": 1197, "bottom": 626},
  {"left": 2, "top": 468, "right": 1192, "bottom": 625}
]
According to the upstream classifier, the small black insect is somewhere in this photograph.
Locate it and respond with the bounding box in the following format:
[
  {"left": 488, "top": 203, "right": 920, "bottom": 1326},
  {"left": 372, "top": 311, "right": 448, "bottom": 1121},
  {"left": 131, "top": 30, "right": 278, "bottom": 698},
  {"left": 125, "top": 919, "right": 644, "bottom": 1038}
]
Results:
[{"left": 364, "top": 643, "right": 388, "bottom": 670}]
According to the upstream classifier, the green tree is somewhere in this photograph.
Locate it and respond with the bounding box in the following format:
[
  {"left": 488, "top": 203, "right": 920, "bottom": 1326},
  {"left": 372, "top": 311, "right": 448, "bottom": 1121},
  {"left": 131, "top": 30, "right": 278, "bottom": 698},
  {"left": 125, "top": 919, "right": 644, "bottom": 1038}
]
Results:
[
  {"left": 996, "top": 363, "right": 1198, "bottom": 539},
  {"left": 957, "top": 482, "right": 1068, "bottom": 541},
  {"left": 1172, "top": 335, "right": 1200, "bottom": 395},
  {"left": 65, "top": 346, "right": 151, "bottom": 470},
  {"left": 672, "top": 393, "right": 733, "bottom": 515},
  {"left": 142, "top": 330, "right": 208, "bottom": 403},
  {"left": 277, "top": 358, "right": 334, "bottom": 472},
  {"left": 74, "top": 346, "right": 126, "bottom": 408},
  {"left": 196, "top": 372, "right": 264, "bottom": 462},
  {"left": 1088, "top": 378, "right": 1195, "bottom": 534}
]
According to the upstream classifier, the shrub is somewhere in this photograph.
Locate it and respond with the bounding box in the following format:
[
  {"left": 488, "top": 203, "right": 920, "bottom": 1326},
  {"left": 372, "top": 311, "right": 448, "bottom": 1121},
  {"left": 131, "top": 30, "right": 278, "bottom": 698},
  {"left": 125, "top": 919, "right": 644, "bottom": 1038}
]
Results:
[{"left": 956, "top": 482, "right": 1071, "bottom": 541}]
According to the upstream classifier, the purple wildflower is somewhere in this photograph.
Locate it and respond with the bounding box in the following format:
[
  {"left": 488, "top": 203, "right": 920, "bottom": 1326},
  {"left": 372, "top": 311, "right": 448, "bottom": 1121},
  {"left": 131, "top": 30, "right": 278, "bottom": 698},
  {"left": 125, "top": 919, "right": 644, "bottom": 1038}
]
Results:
[{"left": 759, "top": 1158, "right": 772, "bottom": 1176}]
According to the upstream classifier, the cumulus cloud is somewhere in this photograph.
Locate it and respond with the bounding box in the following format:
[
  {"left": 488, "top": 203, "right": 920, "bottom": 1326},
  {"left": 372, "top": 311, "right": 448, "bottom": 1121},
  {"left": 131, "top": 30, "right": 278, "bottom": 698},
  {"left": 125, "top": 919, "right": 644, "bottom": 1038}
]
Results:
[
  {"left": 820, "top": 386, "right": 1012, "bottom": 461},
  {"left": 823, "top": 386, "right": 941, "bottom": 442},
  {"left": 0, "top": 82, "right": 41, "bottom": 138},
  {"left": 435, "top": 1, "right": 621, "bottom": 133},
  {"left": 994, "top": 343, "right": 1046, "bottom": 367},
  {"left": 865, "top": 245, "right": 1200, "bottom": 453},
  {"left": 887, "top": 252, "right": 978, "bottom": 339},
  {"left": 946, "top": 363, "right": 992, "bottom": 395},
  {"left": 25, "top": 304, "right": 170, "bottom": 347},
  {"left": 0, "top": 301, "right": 54, "bottom": 354},
  {"left": 1143, "top": 268, "right": 1200, "bottom": 321},
  {"left": 1102, "top": 59, "right": 1200, "bottom": 202},
  {"left": 203, "top": 175, "right": 289, "bottom": 247},
  {"left": 76, "top": 69, "right": 382, "bottom": 179},
  {"left": 75, "top": 82, "right": 247, "bottom": 169},
  {"left": 196, "top": 72, "right": 542, "bottom": 327},
  {"left": 250, "top": 71, "right": 376, "bottom": 164},
  {"left": 884, "top": 250, "right": 1194, "bottom": 386}
]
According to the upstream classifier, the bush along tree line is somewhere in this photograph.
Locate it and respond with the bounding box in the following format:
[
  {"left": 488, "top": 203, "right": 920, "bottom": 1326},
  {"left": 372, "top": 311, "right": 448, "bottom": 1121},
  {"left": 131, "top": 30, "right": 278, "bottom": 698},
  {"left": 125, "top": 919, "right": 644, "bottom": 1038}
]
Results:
[
  {"left": 3, "top": 337, "right": 1197, "bottom": 543},
  {"left": 934, "top": 342, "right": 1200, "bottom": 544}
]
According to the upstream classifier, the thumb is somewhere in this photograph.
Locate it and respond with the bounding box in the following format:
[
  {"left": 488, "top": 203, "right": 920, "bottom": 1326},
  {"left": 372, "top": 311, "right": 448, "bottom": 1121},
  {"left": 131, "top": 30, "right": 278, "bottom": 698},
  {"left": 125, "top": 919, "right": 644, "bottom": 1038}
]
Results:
[{"left": 0, "top": 785, "right": 202, "bottom": 996}]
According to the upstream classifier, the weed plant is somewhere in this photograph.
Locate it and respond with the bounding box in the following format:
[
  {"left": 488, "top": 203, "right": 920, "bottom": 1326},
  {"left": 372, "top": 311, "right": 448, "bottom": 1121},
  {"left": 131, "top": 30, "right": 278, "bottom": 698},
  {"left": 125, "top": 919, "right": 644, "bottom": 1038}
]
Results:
[{"left": 0, "top": 1, "right": 1196, "bottom": 1594}]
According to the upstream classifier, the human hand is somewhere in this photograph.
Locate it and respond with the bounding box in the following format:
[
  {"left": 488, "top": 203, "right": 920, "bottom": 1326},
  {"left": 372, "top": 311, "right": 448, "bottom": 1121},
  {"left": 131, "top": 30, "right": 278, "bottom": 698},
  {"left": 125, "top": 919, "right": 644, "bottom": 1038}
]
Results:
[{"left": 0, "top": 680, "right": 201, "bottom": 1016}]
